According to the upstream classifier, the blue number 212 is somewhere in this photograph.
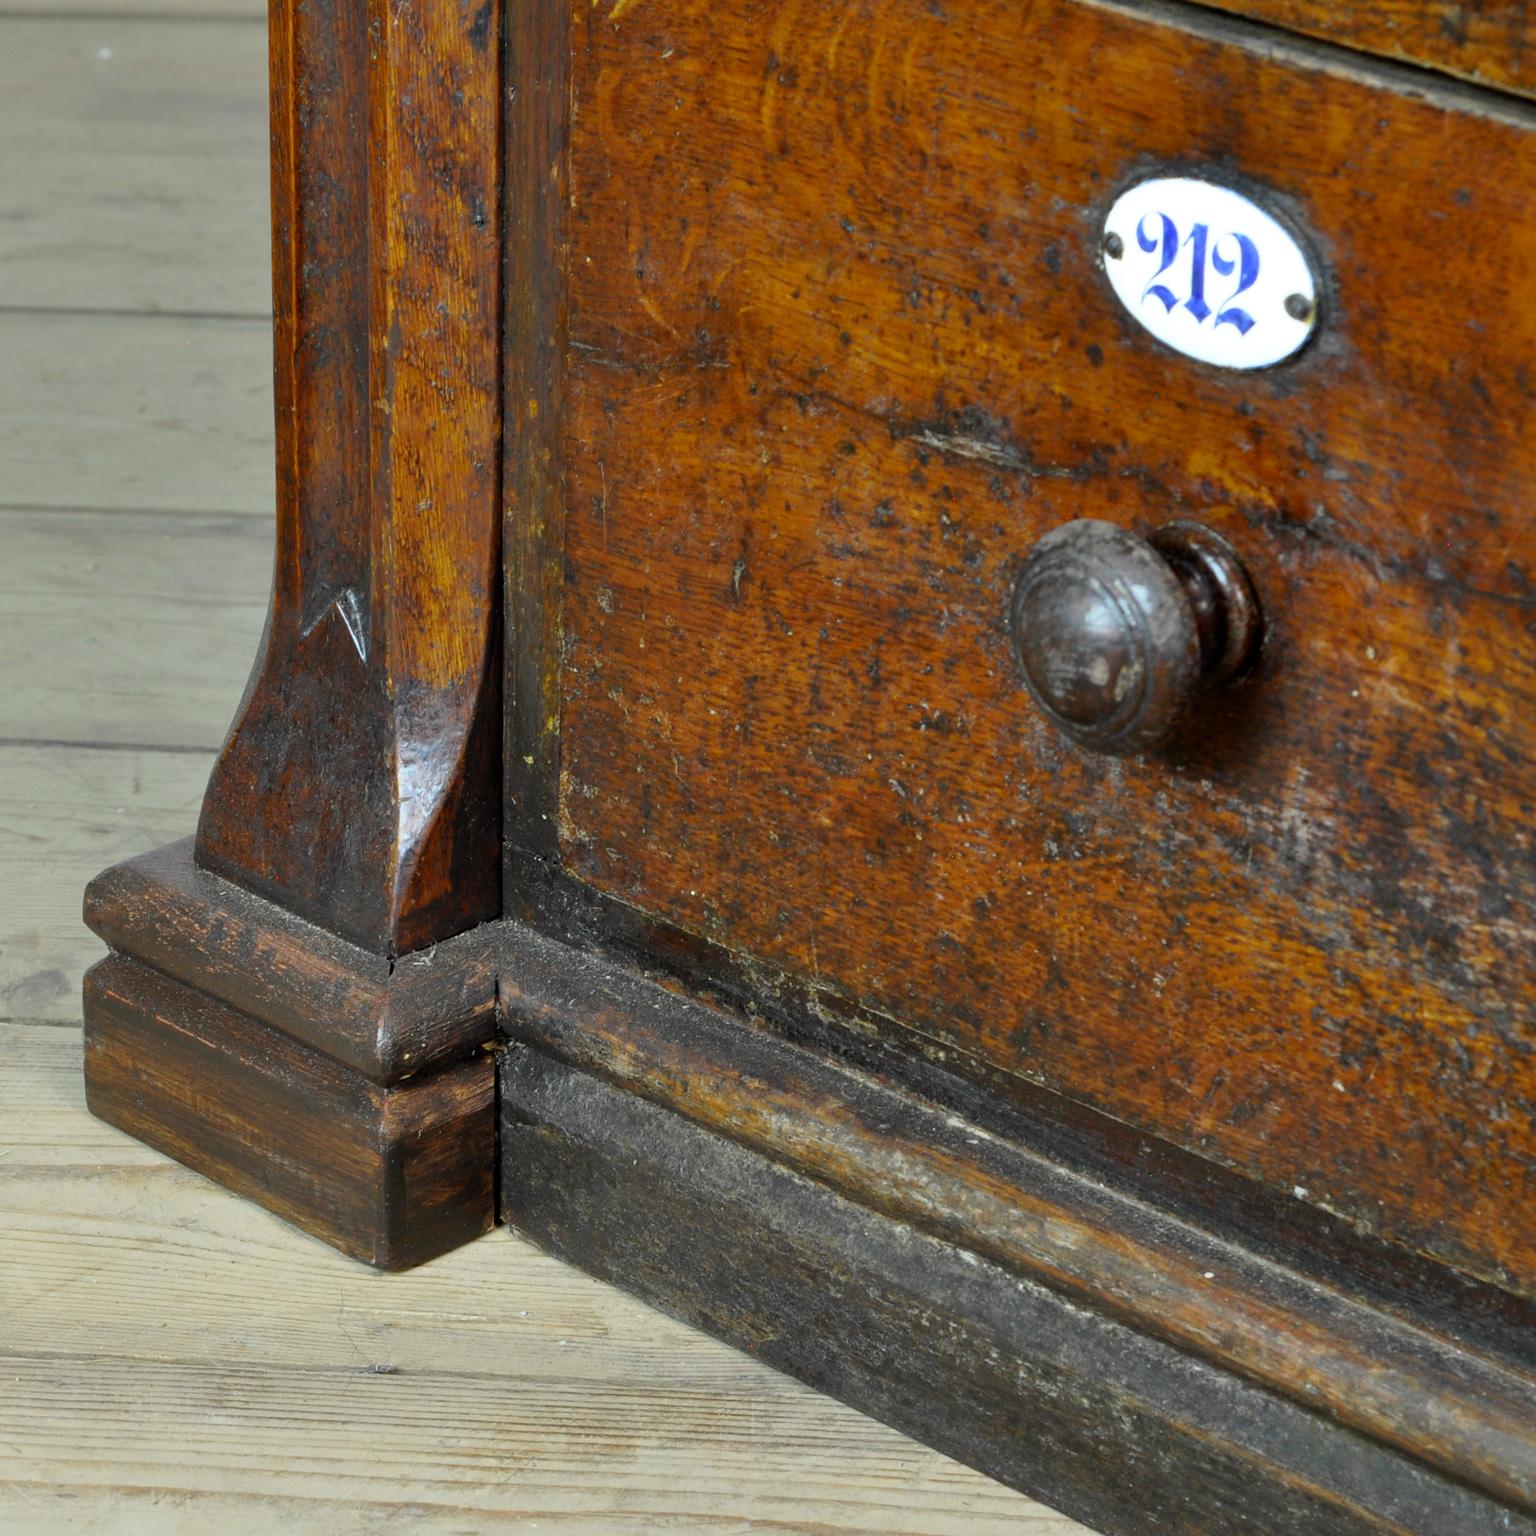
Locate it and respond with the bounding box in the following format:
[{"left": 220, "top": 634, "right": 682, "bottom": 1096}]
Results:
[{"left": 1137, "top": 213, "right": 1259, "bottom": 334}]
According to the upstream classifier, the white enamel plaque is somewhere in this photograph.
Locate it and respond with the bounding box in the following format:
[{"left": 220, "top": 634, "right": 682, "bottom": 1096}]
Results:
[{"left": 1102, "top": 177, "right": 1318, "bottom": 370}]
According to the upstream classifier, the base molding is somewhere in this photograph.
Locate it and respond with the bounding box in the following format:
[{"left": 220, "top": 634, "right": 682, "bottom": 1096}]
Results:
[
  {"left": 500, "top": 1043, "right": 1530, "bottom": 1536},
  {"left": 79, "top": 842, "right": 1536, "bottom": 1522},
  {"left": 82, "top": 842, "right": 498, "bottom": 1269},
  {"left": 85, "top": 955, "right": 495, "bottom": 1269},
  {"left": 85, "top": 838, "right": 499, "bottom": 1081},
  {"left": 498, "top": 925, "right": 1536, "bottom": 1534}
]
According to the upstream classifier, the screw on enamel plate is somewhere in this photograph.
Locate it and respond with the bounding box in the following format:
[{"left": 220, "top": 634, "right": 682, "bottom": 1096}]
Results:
[{"left": 1101, "top": 177, "right": 1319, "bottom": 370}]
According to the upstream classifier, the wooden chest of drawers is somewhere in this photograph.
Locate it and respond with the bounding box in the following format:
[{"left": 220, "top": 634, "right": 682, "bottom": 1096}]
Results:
[{"left": 83, "top": 1, "right": 1536, "bottom": 1531}]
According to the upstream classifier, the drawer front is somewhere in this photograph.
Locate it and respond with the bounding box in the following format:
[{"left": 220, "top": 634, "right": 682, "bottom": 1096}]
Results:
[
  {"left": 1197, "top": 1, "right": 1535, "bottom": 98},
  {"left": 555, "top": 0, "right": 1536, "bottom": 1291}
]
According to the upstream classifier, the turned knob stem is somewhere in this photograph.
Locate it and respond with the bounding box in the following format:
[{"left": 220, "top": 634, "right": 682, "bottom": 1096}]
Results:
[{"left": 1008, "top": 520, "right": 1262, "bottom": 755}]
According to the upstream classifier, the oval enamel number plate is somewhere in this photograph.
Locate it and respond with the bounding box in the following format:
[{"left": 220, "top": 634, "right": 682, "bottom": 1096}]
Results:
[{"left": 1102, "top": 177, "right": 1318, "bottom": 370}]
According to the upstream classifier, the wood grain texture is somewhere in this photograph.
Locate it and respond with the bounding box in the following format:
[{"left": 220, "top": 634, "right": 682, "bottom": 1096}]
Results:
[
  {"left": 498, "top": 919, "right": 1536, "bottom": 1513},
  {"left": 83, "top": 953, "right": 495, "bottom": 1268},
  {"left": 502, "top": 1044, "right": 1536, "bottom": 1536},
  {"left": 0, "top": 1357, "right": 1057, "bottom": 1536},
  {"left": 502, "top": 0, "right": 569, "bottom": 878},
  {"left": 1194, "top": 0, "right": 1536, "bottom": 97},
  {"left": 0, "top": 17, "right": 269, "bottom": 315},
  {"left": 7, "top": 8, "right": 1089, "bottom": 1522},
  {"left": 0, "top": 1360, "right": 1058, "bottom": 1536},
  {"left": 555, "top": 0, "right": 1536, "bottom": 1293},
  {"left": 86, "top": 839, "right": 497, "bottom": 1080},
  {"left": 5, "top": 1027, "right": 1073, "bottom": 1534},
  {"left": 194, "top": 0, "right": 504, "bottom": 954}
]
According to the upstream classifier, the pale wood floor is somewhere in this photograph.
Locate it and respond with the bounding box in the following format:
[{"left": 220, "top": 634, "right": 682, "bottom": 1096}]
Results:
[{"left": 0, "top": 7, "right": 1091, "bottom": 1531}]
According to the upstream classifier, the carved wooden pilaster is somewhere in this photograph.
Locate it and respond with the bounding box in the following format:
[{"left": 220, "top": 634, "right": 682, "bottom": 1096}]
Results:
[
  {"left": 82, "top": 0, "right": 504, "bottom": 1268},
  {"left": 198, "top": 0, "right": 502, "bottom": 954}
]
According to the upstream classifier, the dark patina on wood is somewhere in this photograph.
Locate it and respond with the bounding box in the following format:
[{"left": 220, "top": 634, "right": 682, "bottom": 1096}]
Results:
[
  {"left": 83, "top": 840, "right": 500, "bottom": 1266},
  {"left": 551, "top": 0, "right": 1536, "bottom": 1297},
  {"left": 87, "top": 954, "right": 494, "bottom": 1269},
  {"left": 86, "top": 839, "right": 497, "bottom": 1083},
  {"left": 81, "top": 0, "right": 1536, "bottom": 1524},
  {"left": 81, "top": 0, "right": 505, "bottom": 1270},
  {"left": 502, "top": 0, "right": 569, "bottom": 884},
  {"left": 498, "top": 919, "right": 1536, "bottom": 1517},
  {"left": 500, "top": 1035, "right": 1536, "bottom": 1535},
  {"left": 1190, "top": 0, "right": 1536, "bottom": 97},
  {"left": 196, "top": 0, "right": 504, "bottom": 956}
]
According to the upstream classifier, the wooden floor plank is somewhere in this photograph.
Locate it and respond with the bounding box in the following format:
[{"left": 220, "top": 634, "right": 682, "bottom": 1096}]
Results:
[
  {"left": 0, "top": 311, "right": 274, "bottom": 515},
  {"left": 0, "top": 508, "right": 270, "bottom": 749},
  {"left": 0, "top": 1032, "right": 1074, "bottom": 1536},
  {"left": 0, "top": 2, "right": 262, "bottom": 19},
  {"left": 0, "top": 1359, "right": 1056, "bottom": 1536},
  {"left": 0, "top": 743, "right": 212, "bottom": 1021},
  {"left": 0, "top": 1486, "right": 1073, "bottom": 1536},
  {"left": 0, "top": 18, "right": 270, "bottom": 315},
  {"left": 0, "top": 1031, "right": 778, "bottom": 1377}
]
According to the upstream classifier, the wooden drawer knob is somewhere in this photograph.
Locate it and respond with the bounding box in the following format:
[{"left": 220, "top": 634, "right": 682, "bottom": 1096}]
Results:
[{"left": 1008, "top": 520, "right": 1262, "bottom": 755}]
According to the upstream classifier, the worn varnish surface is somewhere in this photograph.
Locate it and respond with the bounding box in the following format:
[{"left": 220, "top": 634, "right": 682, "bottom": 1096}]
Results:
[
  {"left": 1193, "top": 0, "right": 1536, "bottom": 98},
  {"left": 85, "top": 840, "right": 498, "bottom": 1082},
  {"left": 555, "top": 0, "right": 1536, "bottom": 1292},
  {"left": 498, "top": 921, "right": 1536, "bottom": 1512},
  {"left": 17, "top": 9, "right": 1088, "bottom": 1527},
  {"left": 503, "top": 0, "right": 571, "bottom": 876},
  {"left": 501, "top": 1044, "right": 1536, "bottom": 1536},
  {"left": 196, "top": 0, "right": 503, "bottom": 954},
  {"left": 84, "top": 954, "right": 495, "bottom": 1269}
]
